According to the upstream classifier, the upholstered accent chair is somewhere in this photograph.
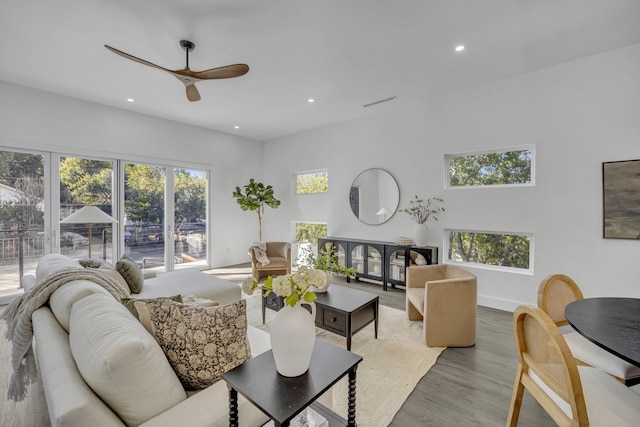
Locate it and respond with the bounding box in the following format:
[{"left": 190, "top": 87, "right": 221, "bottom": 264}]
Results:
[
  {"left": 406, "top": 264, "right": 477, "bottom": 347},
  {"left": 507, "top": 305, "right": 640, "bottom": 426},
  {"left": 538, "top": 274, "right": 640, "bottom": 386},
  {"left": 251, "top": 242, "right": 291, "bottom": 280}
]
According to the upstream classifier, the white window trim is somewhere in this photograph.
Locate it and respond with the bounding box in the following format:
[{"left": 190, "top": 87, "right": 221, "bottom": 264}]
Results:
[
  {"left": 292, "top": 169, "right": 329, "bottom": 196},
  {"left": 444, "top": 144, "right": 535, "bottom": 189},
  {"left": 443, "top": 228, "right": 534, "bottom": 275}
]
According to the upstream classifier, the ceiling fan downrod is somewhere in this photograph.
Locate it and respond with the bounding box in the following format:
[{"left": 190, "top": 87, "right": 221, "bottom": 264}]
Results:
[{"left": 180, "top": 39, "right": 195, "bottom": 71}]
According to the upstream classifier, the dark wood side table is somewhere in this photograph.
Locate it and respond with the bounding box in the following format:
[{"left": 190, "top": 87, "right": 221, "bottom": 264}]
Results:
[
  {"left": 262, "top": 285, "right": 379, "bottom": 351},
  {"left": 222, "top": 339, "right": 363, "bottom": 427}
]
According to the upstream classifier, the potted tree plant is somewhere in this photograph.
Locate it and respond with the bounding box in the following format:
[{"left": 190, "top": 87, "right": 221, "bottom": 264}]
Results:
[{"left": 232, "top": 178, "right": 281, "bottom": 241}]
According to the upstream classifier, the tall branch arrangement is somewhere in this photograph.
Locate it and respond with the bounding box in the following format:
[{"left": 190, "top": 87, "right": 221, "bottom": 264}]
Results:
[
  {"left": 401, "top": 195, "right": 445, "bottom": 224},
  {"left": 232, "top": 178, "right": 281, "bottom": 241}
]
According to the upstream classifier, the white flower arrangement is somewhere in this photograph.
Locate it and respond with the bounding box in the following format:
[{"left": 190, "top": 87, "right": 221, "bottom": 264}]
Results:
[{"left": 242, "top": 266, "right": 324, "bottom": 307}]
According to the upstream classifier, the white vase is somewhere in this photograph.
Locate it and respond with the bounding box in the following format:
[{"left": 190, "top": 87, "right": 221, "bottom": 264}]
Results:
[
  {"left": 270, "top": 302, "right": 317, "bottom": 377},
  {"left": 413, "top": 223, "right": 429, "bottom": 246}
]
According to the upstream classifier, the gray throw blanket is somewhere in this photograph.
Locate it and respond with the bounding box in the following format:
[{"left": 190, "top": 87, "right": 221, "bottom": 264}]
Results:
[{"left": 1, "top": 267, "right": 130, "bottom": 401}]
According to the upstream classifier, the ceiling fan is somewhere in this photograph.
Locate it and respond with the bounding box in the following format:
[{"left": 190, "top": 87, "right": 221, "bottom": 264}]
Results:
[{"left": 104, "top": 40, "right": 249, "bottom": 102}]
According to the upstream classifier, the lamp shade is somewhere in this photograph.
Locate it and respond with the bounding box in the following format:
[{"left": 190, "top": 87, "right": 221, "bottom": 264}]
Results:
[{"left": 60, "top": 206, "right": 118, "bottom": 224}]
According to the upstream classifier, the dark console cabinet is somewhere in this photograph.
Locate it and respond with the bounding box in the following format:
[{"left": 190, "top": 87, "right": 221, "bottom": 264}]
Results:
[{"left": 318, "top": 237, "right": 438, "bottom": 291}]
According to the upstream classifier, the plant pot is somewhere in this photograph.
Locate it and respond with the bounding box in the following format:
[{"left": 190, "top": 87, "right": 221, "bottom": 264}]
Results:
[
  {"left": 413, "top": 223, "right": 429, "bottom": 246},
  {"left": 270, "top": 302, "right": 317, "bottom": 377}
]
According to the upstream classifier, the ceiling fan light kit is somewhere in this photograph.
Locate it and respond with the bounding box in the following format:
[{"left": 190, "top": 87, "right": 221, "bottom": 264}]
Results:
[{"left": 104, "top": 40, "right": 249, "bottom": 102}]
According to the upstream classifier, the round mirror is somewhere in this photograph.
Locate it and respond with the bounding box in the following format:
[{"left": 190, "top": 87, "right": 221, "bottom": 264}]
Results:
[{"left": 349, "top": 168, "right": 400, "bottom": 225}]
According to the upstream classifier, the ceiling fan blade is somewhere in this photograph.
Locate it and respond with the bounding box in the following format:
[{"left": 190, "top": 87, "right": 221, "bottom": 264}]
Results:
[
  {"left": 185, "top": 84, "right": 201, "bottom": 102},
  {"left": 104, "top": 45, "right": 170, "bottom": 73},
  {"left": 192, "top": 64, "right": 249, "bottom": 80}
]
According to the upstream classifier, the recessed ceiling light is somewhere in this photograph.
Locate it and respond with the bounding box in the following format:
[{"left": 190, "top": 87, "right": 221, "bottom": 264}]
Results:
[
  {"left": 234, "top": 125, "right": 240, "bottom": 129},
  {"left": 455, "top": 45, "right": 465, "bottom": 52},
  {"left": 308, "top": 98, "right": 315, "bottom": 103},
  {"left": 127, "top": 98, "right": 135, "bottom": 103}
]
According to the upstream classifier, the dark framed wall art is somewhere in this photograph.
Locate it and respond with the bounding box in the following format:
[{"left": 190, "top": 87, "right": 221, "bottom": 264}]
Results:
[{"left": 603, "top": 159, "right": 640, "bottom": 239}]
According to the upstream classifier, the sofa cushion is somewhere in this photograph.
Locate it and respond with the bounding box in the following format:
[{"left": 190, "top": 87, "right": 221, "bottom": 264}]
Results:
[
  {"left": 69, "top": 293, "right": 187, "bottom": 426},
  {"left": 87, "top": 267, "right": 130, "bottom": 292},
  {"left": 137, "top": 269, "right": 241, "bottom": 304},
  {"left": 121, "top": 294, "right": 184, "bottom": 319},
  {"left": 49, "top": 280, "right": 113, "bottom": 332},
  {"left": 115, "top": 257, "right": 144, "bottom": 293},
  {"left": 135, "top": 299, "right": 251, "bottom": 390},
  {"left": 36, "top": 253, "right": 83, "bottom": 281}
]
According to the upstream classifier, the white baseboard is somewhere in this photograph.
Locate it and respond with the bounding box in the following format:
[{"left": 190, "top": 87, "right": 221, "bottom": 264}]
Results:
[
  {"left": 210, "top": 256, "right": 251, "bottom": 269},
  {"left": 477, "top": 294, "right": 531, "bottom": 313}
]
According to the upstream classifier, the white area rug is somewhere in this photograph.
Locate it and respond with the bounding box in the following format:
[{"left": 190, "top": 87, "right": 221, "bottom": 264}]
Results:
[{"left": 245, "top": 295, "right": 445, "bottom": 427}]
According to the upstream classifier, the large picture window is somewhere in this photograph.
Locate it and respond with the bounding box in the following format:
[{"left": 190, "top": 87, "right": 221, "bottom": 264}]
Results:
[
  {"left": 446, "top": 145, "right": 534, "bottom": 188},
  {"left": 445, "top": 229, "right": 533, "bottom": 274}
]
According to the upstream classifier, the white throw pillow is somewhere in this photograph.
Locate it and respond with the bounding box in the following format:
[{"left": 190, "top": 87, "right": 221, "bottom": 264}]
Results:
[
  {"left": 49, "top": 281, "right": 112, "bottom": 332},
  {"left": 35, "top": 253, "right": 83, "bottom": 281},
  {"left": 69, "top": 293, "right": 187, "bottom": 426}
]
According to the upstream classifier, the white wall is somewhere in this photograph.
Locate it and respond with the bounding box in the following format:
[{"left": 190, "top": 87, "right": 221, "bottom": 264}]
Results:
[
  {"left": 263, "top": 42, "right": 640, "bottom": 311},
  {"left": 0, "top": 81, "right": 263, "bottom": 267}
]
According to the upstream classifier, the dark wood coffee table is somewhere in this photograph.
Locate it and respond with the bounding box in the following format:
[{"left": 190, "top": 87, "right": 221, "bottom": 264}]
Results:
[
  {"left": 262, "top": 285, "right": 379, "bottom": 351},
  {"left": 222, "top": 338, "right": 363, "bottom": 427}
]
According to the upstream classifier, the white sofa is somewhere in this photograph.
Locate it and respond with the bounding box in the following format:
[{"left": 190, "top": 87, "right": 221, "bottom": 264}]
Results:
[{"left": 28, "top": 254, "right": 273, "bottom": 426}]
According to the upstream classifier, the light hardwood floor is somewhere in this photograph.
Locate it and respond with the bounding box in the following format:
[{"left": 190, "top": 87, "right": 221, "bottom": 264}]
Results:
[{"left": 324, "top": 276, "right": 554, "bottom": 426}]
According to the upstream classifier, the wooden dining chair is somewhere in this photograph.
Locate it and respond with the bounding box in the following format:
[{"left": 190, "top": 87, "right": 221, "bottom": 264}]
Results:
[
  {"left": 537, "top": 274, "right": 640, "bottom": 386},
  {"left": 507, "top": 305, "right": 640, "bottom": 426}
]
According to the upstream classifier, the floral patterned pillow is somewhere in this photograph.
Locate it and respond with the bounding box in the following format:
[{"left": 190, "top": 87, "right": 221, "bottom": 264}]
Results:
[{"left": 135, "top": 299, "right": 251, "bottom": 390}]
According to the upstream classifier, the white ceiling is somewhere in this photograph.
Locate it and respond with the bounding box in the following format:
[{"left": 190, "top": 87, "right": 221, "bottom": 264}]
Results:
[{"left": 1, "top": 0, "right": 640, "bottom": 141}]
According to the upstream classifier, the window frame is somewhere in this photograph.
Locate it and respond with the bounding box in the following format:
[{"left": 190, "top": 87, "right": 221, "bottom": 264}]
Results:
[
  {"left": 291, "top": 220, "right": 328, "bottom": 267},
  {"left": 444, "top": 144, "right": 535, "bottom": 189},
  {"left": 443, "top": 228, "right": 534, "bottom": 275},
  {"left": 293, "top": 169, "right": 329, "bottom": 195}
]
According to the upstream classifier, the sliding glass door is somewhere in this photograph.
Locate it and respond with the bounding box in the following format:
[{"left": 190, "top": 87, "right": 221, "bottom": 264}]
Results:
[
  {"left": 59, "top": 156, "right": 116, "bottom": 263},
  {"left": 123, "top": 163, "right": 166, "bottom": 270},
  {"left": 0, "top": 146, "right": 210, "bottom": 302},
  {"left": 174, "top": 168, "right": 208, "bottom": 269},
  {"left": 0, "top": 149, "right": 46, "bottom": 299}
]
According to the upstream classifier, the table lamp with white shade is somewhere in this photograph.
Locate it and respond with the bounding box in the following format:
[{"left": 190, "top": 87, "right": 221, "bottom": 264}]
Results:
[
  {"left": 376, "top": 207, "right": 389, "bottom": 222},
  {"left": 60, "top": 206, "right": 118, "bottom": 258}
]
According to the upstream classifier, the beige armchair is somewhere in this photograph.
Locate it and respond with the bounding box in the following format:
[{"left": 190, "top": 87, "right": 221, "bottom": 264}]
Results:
[
  {"left": 406, "top": 264, "right": 477, "bottom": 347},
  {"left": 251, "top": 242, "right": 291, "bottom": 280}
]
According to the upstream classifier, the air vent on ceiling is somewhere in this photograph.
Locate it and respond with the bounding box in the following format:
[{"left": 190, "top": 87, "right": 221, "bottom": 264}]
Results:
[{"left": 363, "top": 96, "right": 398, "bottom": 108}]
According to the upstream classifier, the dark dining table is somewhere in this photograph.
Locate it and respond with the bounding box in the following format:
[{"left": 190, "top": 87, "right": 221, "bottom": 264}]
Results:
[{"left": 565, "top": 297, "right": 640, "bottom": 368}]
